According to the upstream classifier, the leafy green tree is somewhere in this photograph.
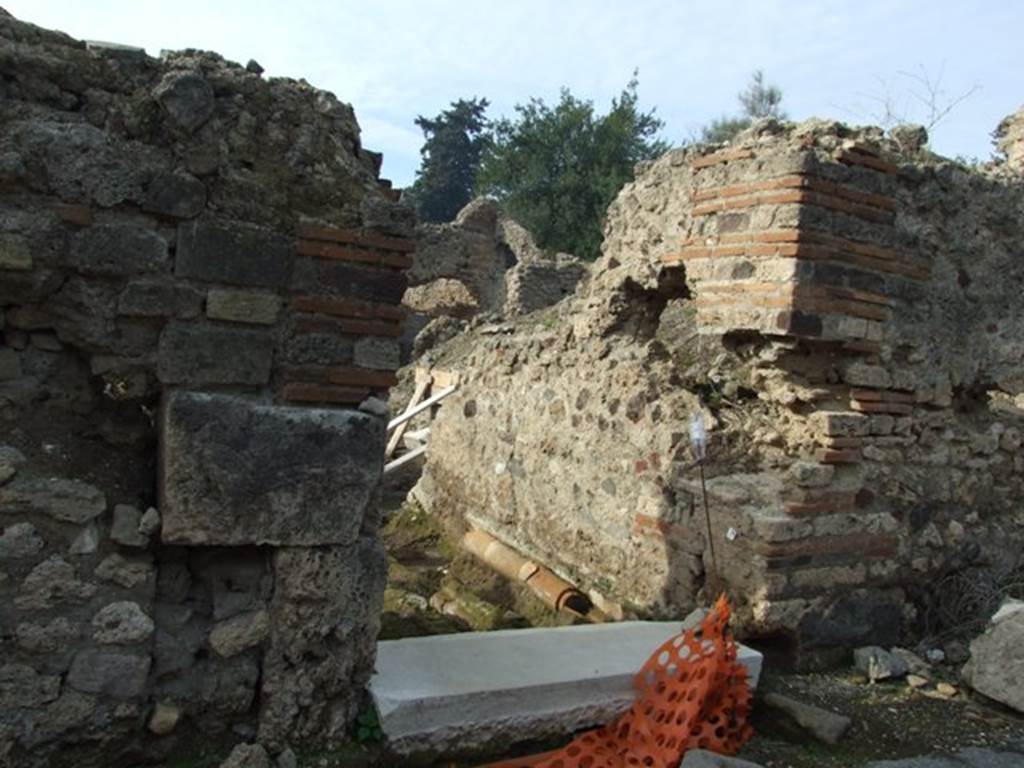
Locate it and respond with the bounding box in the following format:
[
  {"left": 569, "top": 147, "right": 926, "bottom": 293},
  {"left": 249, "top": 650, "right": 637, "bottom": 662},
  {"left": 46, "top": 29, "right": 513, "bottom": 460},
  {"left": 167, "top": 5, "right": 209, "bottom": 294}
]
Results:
[
  {"left": 408, "top": 98, "right": 491, "bottom": 223},
  {"left": 476, "top": 75, "right": 667, "bottom": 261},
  {"left": 700, "top": 70, "right": 786, "bottom": 144}
]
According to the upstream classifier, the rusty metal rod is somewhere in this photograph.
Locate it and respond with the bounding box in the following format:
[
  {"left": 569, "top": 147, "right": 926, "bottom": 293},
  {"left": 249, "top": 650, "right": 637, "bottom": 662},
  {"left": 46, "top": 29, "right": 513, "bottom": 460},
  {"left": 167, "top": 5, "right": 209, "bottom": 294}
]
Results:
[{"left": 698, "top": 459, "right": 721, "bottom": 595}]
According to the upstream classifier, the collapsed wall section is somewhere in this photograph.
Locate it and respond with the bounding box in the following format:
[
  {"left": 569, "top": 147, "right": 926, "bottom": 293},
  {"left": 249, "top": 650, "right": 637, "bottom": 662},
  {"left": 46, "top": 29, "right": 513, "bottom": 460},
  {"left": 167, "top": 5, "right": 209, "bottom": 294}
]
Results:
[
  {"left": 402, "top": 199, "right": 587, "bottom": 354},
  {"left": 996, "top": 105, "right": 1024, "bottom": 171},
  {"left": 416, "top": 119, "right": 1024, "bottom": 665},
  {"left": 0, "top": 11, "right": 411, "bottom": 765}
]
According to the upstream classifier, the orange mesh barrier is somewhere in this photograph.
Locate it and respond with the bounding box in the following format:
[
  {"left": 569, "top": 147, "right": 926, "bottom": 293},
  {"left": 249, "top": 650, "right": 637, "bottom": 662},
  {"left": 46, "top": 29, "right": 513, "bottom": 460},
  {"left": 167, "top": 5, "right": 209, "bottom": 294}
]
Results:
[{"left": 480, "top": 596, "right": 753, "bottom": 768}]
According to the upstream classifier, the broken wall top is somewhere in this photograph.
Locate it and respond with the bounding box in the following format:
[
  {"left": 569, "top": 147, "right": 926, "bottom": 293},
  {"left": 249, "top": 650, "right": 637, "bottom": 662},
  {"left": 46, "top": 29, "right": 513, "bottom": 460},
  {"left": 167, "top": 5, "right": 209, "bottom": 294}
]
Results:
[
  {"left": 0, "top": 9, "right": 411, "bottom": 233},
  {"left": 995, "top": 105, "right": 1024, "bottom": 171},
  {"left": 599, "top": 118, "right": 1024, "bottom": 400}
]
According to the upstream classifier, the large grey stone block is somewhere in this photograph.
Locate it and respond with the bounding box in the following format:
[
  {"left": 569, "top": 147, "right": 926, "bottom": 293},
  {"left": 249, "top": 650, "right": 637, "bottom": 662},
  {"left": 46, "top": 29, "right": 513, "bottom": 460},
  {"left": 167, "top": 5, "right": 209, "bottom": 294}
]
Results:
[
  {"left": 176, "top": 219, "right": 293, "bottom": 288},
  {"left": 160, "top": 392, "right": 384, "bottom": 546}
]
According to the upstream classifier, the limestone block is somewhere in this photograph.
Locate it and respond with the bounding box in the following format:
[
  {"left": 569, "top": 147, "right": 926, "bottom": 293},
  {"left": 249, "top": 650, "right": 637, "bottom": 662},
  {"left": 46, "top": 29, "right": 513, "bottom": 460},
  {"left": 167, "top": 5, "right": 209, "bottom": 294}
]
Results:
[
  {"left": 0, "top": 445, "right": 25, "bottom": 486},
  {"left": 278, "top": 325, "right": 354, "bottom": 366},
  {"left": 157, "top": 322, "right": 273, "bottom": 386},
  {"left": 158, "top": 656, "right": 259, "bottom": 720},
  {"left": 153, "top": 71, "right": 215, "bottom": 133},
  {"left": 68, "top": 523, "right": 100, "bottom": 555},
  {"left": 0, "top": 521, "right": 45, "bottom": 560},
  {"left": 118, "top": 280, "right": 204, "bottom": 318},
  {"left": 962, "top": 599, "right": 1024, "bottom": 713},
  {"left": 143, "top": 171, "right": 207, "bottom": 218},
  {"left": 787, "top": 462, "right": 834, "bottom": 488},
  {"left": 152, "top": 615, "right": 201, "bottom": 675},
  {"left": 95, "top": 553, "right": 155, "bottom": 589},
  {"left": 92, "top": 601, "right": 155, "bottom": 644},
  {"left": 206, "top": 289, "right": 281, "bottom": 325},
  {"left": 190, "top": 548, "right": 271, "bottom": 620},
  {"left": 67, "top": 649, "right": 151, "bottom": 699},
  {"left": 809, "top": 411, "right": 870, "bottom": 438},
  {"left": 176, "top": 219, "right": 293, "bottom": 288},
  {"left": 0, "top": 348, "right": 20, "bottom": 381},
  {"left": 854, "top": 646, "right": 908, "bottom": 681},
  {"left": 110, "top": 504, "right": 147, "bottom": 547},
  {"left": 16, "top": 556, "right": 97, "bottom": 609},
  {"left": 290, "top": 258, "right": 407, "bottom": 304},
  {"left": 0, "top": 477, "right": 106, "bottom": 524},
  {"left": 160, "top": 392, "right": 384, "bottom": 546},
  {"left": 0, "top": 664, "right": 60, "bottom": 709},
  {"left": 71, "top": 224, "right": 170, "bottom": 275},
  {"left": 16, "top": 617, "right": 79, "bottom": 654},
  {"left": 19, "top": 689, "right": 96, "bottom": 749},
  {"left": 219, "top": 744, "right": 272, "bottom": 768},
  {"left": 209, "top": 609, "right": 269, "bottom": 657},
  {"left": 148, "top": 701, "right": 182, "bottom": 735},
  {"left": 0, "top": 234, "right": 32, "bottom": 271},
  {"left": 139, "top": 507, "right": 161, "bottom": 537},
  {"left": 258, "top": 537, "right": 387, "bottom": 747},
  {"left": 762, "top": 693, "right": 851, "bottom": 745},
  {"left": 354, "top": 337, "right": 401, "bottom": 371},
  {"left": 842, "top": 363, "right": 892, "bottom": 389}
]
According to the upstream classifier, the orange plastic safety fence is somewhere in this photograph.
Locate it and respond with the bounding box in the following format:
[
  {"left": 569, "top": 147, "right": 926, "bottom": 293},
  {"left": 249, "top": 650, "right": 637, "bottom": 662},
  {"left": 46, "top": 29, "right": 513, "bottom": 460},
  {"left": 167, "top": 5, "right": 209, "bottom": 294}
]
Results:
[{"left": 480, "top": 595, "right": 753, "bottom": 768}]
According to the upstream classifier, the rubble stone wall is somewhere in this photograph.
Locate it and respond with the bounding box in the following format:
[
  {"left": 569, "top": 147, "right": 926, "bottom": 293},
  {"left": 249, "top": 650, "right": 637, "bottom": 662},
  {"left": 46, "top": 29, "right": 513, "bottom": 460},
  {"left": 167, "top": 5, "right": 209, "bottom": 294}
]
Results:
[
  {"left": 0, "top": 11, "right": 411, "bottom": 766},
  {"left": 996, "top": 106, "right": 1024, "bottom": 171},
  {"left": 416, "top": 119, "right": 1024, "bottom": 666},
  {"left": 405, "top": 198, "right": 588, "bottom": 320}
]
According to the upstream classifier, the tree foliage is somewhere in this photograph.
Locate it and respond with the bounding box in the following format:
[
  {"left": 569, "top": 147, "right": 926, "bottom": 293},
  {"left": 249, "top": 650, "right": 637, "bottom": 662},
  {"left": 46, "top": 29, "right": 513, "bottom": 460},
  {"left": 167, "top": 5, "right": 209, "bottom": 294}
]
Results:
[
  {"left": 476, "top": 76, "right": 667, "bottom": 261},
  {"left": 700, "top": 70, "right": 786, "bottom": 144},
  {"left": 408, "top": 97, "right": 491, "bottom": 223}
]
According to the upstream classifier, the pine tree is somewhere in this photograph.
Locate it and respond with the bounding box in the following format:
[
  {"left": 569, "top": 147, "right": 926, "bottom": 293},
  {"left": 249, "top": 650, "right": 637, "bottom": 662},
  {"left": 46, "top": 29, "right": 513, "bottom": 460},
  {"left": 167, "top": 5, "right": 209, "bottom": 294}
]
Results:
[{"left": 408, "top": 98, "right": 491, "bottom": 223}]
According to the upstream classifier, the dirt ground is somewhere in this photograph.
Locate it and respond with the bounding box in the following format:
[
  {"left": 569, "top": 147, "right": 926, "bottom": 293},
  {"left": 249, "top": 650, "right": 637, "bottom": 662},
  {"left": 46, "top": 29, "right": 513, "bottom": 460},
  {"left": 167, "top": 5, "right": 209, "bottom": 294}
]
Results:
[{"left": 741, "top": 667, "right": 1024, "bottom": 768}]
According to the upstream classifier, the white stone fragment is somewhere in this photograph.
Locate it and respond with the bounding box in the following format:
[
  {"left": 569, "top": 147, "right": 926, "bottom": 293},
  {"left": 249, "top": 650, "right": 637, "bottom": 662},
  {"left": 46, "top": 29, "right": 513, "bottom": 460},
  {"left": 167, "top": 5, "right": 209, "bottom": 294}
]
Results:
[{"left": 369, "top": 620, "right": 762, "bottom": 756}]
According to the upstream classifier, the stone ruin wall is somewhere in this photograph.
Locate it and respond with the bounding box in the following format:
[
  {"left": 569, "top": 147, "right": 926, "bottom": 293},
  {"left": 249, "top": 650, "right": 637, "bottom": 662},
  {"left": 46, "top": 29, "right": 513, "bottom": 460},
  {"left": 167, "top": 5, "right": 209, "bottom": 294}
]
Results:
[
  {"left": 403, "top": 199, "right": 588, "bottom": 344},
  {"left": 416, "top": 119, "right": 1024, "bottom": 665},
  {"left": 996, "top": 105, "right": 1024, "bottom": 171},
  {"left": 0, "top": 11, "right": 412, "bottom": 766}
]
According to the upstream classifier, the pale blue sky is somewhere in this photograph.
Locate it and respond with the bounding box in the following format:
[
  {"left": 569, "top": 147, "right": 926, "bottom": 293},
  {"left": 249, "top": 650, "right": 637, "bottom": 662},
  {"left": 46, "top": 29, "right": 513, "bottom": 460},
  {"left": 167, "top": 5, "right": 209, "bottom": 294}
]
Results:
[{"left": 8, "top": 1, "right": 1022, "bottom": 187}]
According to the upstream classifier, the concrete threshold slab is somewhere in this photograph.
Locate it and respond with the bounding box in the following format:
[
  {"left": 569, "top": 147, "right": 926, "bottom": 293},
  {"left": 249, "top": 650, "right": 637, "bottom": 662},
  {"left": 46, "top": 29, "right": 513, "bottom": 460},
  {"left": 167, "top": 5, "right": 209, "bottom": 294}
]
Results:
[{"left": 369, "top": 621, "right": 763, "bottom": 756}]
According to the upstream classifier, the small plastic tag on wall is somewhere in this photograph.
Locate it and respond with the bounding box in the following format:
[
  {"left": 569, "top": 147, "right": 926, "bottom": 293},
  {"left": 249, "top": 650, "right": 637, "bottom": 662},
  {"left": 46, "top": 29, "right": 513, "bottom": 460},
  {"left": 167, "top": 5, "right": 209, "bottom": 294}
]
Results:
[{"left": 689, "top": 411, "right": 707, "bottom": 461}]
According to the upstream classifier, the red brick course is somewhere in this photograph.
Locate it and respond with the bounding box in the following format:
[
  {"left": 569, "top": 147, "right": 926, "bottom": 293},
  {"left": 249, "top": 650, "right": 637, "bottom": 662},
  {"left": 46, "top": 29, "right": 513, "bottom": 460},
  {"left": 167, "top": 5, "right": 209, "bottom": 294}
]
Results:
[{"left": 296, "top": 222, "right": 415, "bottom": 253}]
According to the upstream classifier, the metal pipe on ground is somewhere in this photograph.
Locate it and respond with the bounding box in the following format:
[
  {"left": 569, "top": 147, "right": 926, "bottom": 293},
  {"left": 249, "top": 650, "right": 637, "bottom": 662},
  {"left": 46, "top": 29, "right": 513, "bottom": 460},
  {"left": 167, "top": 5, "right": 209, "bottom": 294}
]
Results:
[{"left": 461, "top": 529, "right": 609, "bottom": 623}]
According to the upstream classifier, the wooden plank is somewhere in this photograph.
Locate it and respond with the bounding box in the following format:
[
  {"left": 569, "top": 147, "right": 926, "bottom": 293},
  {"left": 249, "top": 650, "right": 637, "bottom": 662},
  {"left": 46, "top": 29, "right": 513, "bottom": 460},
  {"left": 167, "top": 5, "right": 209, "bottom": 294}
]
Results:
[
  {"left": 385, "top": 377, "right": 430, "bottom": 459},
  {"left": 430, "top": 369, "right": 461, "bottom": 389},
  {"left": 387, "top": 385, "right": 457, "bottom": 431},
  {"left": 384, "top": 444, "right": 428, "bottom": 474}
]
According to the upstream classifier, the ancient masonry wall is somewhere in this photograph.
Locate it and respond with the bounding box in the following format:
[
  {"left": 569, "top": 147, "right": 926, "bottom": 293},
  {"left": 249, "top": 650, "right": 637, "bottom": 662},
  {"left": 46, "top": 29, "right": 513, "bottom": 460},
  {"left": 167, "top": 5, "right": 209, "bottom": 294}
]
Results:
[
  {"left": 417, "top": 120, "right": 1024, "bottom": 665},
  {"left": 0, "top": 12, "right": 411, "bottom": 766},
  {"left": 660, "top": 135, "right": 1023, "bottom": 657},
  {"left": 996, "top": 105, "right": 1024, "bottom": 171},
  {"left": 405, "top": 198, "right": 588, "bottom": 321}
]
